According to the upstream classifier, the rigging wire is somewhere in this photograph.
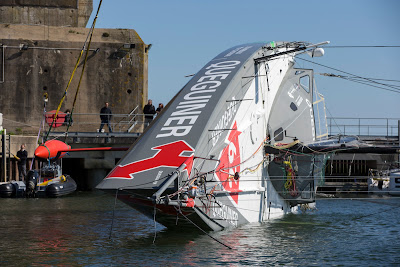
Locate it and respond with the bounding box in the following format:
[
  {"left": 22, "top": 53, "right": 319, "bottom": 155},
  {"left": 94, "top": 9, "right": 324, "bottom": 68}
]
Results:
[
  {"left": 321, "top": 74, "right": 400, "bottom": 94},
  {"left": 324, "top": 106, "right": 343, "bottom": 135},
  {"left": 345, "top": 77, "right": 400, "bottom": 83},
  {"left": 297, "top": 57, "right": 400, "bottom": 94},
  {"left": 341, "top": 76, "right": 400, "bottom": 91},
  {"left": 338, "top": 76, "right": 400, "bottom": 85},
  {"left": 318, "top": 74, "right": 400, "bottom": 89}
]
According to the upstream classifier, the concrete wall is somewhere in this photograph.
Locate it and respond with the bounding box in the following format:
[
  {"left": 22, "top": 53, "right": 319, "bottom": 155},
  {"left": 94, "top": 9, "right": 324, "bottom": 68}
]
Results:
[
  {"left": 62, "top": 142, "right": 129, "bottom": 190},
  {"left": 0, "top": 0, "right": 92, "bottom": 27},
  {"left": 2, "top": 134, "right": 37, "bottom": 158},
  {"left": 1, "top": 133, "right": 38, "bottom": 182},
  {"left": 0, "top": 24, "right": 149, "bottom": 134}
]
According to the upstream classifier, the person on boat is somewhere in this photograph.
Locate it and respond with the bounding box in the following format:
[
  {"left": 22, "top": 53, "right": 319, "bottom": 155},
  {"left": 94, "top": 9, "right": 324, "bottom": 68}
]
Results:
[
  {"left": 64, "top": 109, "right": 73, "bottom": 126},
  {"left": 156, "top": 103, "right": 164, "bottom": 115},
  {"left": 143, "top": 99, "right": 156, "bottom": 127},
  {"left": 16, "top": 144, "right": 28, "bottom": 181},
  {"left": 99, "top": 102, "right": 113, "bottom": 133}
]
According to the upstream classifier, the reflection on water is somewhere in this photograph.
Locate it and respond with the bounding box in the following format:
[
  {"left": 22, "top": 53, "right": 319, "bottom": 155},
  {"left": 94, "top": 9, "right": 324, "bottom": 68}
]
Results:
[{"left": 1, "top": 192, "right": 399, "bottom": 266}]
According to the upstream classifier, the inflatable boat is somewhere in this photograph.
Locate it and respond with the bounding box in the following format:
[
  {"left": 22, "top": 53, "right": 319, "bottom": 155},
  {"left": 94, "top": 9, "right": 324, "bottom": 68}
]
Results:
[{"left": 0, "top": 163, "right": 76, "bottom": 198}]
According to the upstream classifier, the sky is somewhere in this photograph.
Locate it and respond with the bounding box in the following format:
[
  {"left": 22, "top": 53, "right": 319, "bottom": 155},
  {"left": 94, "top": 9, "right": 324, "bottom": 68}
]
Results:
[{"left": 89, "top": 0, "right": 400, "bottom": 120}]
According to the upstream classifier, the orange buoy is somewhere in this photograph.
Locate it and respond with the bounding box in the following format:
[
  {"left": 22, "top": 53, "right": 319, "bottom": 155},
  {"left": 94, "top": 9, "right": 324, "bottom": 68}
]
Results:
[{"left": 34, "top": 140, "right": 71, "bottom": 159}]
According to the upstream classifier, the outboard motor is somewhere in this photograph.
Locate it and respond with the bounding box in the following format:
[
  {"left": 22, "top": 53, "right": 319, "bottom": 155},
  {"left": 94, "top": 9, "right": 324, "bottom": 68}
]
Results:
[{"left": 26, "top": 170, "right": 39, "bottom": 198}]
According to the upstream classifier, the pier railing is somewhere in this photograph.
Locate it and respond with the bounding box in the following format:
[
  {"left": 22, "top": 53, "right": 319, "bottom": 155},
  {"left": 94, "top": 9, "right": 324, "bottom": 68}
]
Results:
[
  {"left": 44, "top": 115, "right": 400, "bottom": 138},
  {"left": 327, "top": 117, "right": 400, "bottom": 138},
  {"left": 44, "top": 111, "right": 156, "bottom": 133}
]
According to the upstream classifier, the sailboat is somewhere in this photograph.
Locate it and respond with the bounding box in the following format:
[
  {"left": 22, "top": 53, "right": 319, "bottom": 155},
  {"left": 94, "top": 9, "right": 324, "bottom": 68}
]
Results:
[{"left": 96, "top": 41, "right": 332, "bottom": 230}]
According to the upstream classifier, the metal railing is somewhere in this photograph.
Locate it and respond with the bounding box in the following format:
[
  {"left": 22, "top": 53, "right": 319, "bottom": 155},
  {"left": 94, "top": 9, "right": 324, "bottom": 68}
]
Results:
[
  {"left": 327, "top": 117, "right": 399, "bottom": 137},
  {"left": 112, "top": 106, "right": 140, "bottom": 132},
  {"left": 44, "top": 111, "right": 156, "bottom": 133},
  {"left": 42, "top": 114, "right": 400, "bottom": 137}
]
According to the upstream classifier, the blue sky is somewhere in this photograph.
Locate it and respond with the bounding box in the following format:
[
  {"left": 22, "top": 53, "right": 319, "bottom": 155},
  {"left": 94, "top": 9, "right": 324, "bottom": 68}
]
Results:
[{"left": 90, "top": 0, "right": 400, "bottom": 118}]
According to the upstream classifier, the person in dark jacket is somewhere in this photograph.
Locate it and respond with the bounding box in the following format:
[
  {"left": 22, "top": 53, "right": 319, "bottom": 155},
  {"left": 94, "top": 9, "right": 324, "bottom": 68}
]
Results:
[
  {"left": 143, "top": 99, "right": 156, "bottom": 127},
  {"left": 99, "top": 102, "right": 113, "bottom": 133},
  {"left": 16, "top": 144, "right": 28, "bottom": 181},
  {"left": 64, "top": 109, "right": 73, "bottom": 126},
  {"left": 156, "top": 103, "right": 164, "bottom": 115}
]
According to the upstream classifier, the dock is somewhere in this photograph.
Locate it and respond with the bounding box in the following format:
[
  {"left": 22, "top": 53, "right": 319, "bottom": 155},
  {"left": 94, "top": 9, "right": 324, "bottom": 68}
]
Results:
[{"left": 1, "top": 117, "right": 399, "bottom": 191}]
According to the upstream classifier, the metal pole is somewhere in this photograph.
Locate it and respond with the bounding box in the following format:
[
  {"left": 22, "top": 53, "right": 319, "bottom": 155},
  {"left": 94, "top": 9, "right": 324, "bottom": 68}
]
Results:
[
  {"left": 387, "top": 119, "right": 389, "bottom": 138},
  {"left": 0, "top": 45, "right": 4, "bottom": 83},
  {"left": 8, "top": 133, "right": 10, "bottom": 180},
  {"left": 398, "top": 120, "right": 400, "bottom": 166},
  {"left": 152, "top": 157, "right": 192, "bottom": 201},
  {"left": 398, "top": 120, "right": 400, "bottom": 143},
  {"left": 2, "top": 129, "right": 6, "bottom": 182}
]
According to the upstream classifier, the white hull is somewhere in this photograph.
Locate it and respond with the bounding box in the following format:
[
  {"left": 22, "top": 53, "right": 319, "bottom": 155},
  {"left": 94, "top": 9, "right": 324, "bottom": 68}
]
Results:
[{"left": 97, "top": 41, "right": 329, "bottom": 230}]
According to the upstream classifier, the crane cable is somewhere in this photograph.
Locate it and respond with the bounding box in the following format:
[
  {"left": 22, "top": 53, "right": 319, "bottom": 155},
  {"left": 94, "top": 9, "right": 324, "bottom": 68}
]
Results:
[
  {"left": 65, "top": 0, "right": 103, "bottom": 140},
  {"left": 44, "top": 46, "right": 85, "bottom": 141},
  {"left": 44, "top": 0, "right": 103, "bottom": 141}
]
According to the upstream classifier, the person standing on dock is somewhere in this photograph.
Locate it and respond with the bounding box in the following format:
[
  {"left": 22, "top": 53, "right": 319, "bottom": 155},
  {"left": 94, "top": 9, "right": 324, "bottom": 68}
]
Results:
[
  {"left": 143, "top": 99, "right": 156, "bottom": 127},
  {"left": 64, "top": 109, "right": 73, "bottom": 126},
  {"left": 156, "top": 103, "right": 164, "bottom": 115},
  {"left": 16, "top": 144, "right": 28, "bottom": 181},
  {"left": 99, "top": 102, "right": 113, "bottom": 133}
]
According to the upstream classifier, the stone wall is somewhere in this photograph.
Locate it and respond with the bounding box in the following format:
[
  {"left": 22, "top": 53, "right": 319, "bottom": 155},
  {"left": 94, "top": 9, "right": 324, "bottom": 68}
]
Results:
[
  {"left": 0, "top": 0, "right": 92, "bottom": 27},
  {"left": 0, "top": 24, "right": 149, "bottom": 134}
]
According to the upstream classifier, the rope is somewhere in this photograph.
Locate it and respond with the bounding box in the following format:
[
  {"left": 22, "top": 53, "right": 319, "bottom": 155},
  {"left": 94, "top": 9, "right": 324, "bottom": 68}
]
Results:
[
  {"left": 152, "top": 205, "right": 157, "bottom": 244},
  {"left": 109, "top": 188, "right": 119, "bottom": 239},
  {"left": 45, "top": 51, "right": 84, "bottom": 140},
  {"left": 174, "top": 206, "right": 232, "bottom": 250},
  {"left": 351, "top": 201, "right": 400, "bottom": 221},
  {"left": 45, "top": 0, "right": 103, "bottom": 141},
  {"left": 65, "top": 0, "right": 103, "bottom": 140},
  {"left": 30, "top": 115, "right": 45, "bottom": 170}
]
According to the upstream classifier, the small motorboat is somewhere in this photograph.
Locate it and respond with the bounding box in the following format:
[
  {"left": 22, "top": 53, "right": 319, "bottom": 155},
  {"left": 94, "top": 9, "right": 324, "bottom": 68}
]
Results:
[
  {"left": 368, "top": 168, "right": 400, "bottom": 195},
  {"left": 368, "top": 169, "right": 390, "bottom": 194},
  {"left": 0, "top": 163, "right": 76, "bottom": 198}
]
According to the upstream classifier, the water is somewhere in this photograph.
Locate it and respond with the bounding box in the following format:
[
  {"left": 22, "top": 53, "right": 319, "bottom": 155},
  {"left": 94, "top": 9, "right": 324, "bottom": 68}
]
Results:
[{"left": 1, "top": 192, "right": 399, "bottom": 266}]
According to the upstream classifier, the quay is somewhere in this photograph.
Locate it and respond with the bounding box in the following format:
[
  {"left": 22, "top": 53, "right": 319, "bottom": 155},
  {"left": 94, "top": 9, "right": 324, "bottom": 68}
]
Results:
[
  {"left": 0, "top": 1, "right": 396, "bottom": 193},
  {"left": 318, "top": 117, "right": 400, "bottom": 194},
  {"left": 0, "top": 1, "right": 150, "bottom": 189},
  {"left": 48, "top": 131, "right": 140, "bottom": 190},
  {"left": 0, "top": 110, "right": 144, "bottom": 189},
  {"left": 1, "top": 116, "right": 399, "bottom": 192},
  {"left": 0, "top": 130, "right": 140, "bottom": 190}
]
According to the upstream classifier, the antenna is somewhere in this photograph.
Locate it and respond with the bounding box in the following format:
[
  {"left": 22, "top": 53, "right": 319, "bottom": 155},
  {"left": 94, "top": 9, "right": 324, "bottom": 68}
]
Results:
[{"left": 254, "top": 41, "right": 330, "bottom": 63}]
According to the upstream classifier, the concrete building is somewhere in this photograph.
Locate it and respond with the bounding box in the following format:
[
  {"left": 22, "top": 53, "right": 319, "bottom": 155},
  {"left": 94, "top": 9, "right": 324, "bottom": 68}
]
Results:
[
  {"left": 0, "top": 1, "right": 150, "bottom": 186},
  {"left": 0, "top": 0, "right": 93, "bottom": 27},
  {"left": 0, "top": 0, "right": 150, "bottom": 134}
]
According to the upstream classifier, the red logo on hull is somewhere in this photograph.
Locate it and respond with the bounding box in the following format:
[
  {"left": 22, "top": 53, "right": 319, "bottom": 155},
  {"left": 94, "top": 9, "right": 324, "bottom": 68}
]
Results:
[
  {"left": 107, "top": 140, "right": 194, "bottom": 179},
  {"left": 215, "top": 122, "right": 242, "bottom": 204}
]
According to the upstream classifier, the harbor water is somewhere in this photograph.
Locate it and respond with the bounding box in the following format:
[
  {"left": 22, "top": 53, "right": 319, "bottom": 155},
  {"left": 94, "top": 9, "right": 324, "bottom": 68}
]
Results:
[{"left": 1, "top": 191, "right": 399, "bottom": 266}]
